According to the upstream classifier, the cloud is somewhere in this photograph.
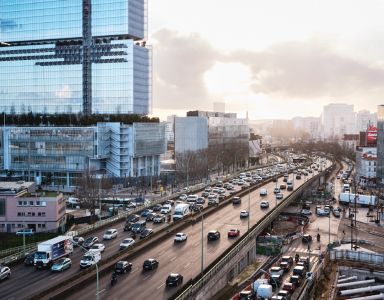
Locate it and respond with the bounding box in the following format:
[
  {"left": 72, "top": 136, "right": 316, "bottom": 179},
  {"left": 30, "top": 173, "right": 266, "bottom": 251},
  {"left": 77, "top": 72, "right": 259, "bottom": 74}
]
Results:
[
  {"left": 228, "top": 40, "right": 384, "bottom": 101},
  {"left": 151, "top": 29, "right": 219, "bottom": 110},
  {"left": 151, "top": 29, "right": 384, "bottom": 114}
]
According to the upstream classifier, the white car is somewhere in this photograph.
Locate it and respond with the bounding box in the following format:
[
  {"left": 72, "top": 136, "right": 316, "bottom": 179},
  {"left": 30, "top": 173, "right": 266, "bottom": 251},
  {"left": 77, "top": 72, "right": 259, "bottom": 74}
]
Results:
[
  {"left": 103, "top": 229, "right": 118, "bottom": 240},
  {"left": 89, "top": 243, "right": 105, "bottom": 253},
  {"left": 160, "top": 205, "right": 172, "bottom": 214},
  {"left": 179, "top": 194, "right": 188, "bottom": 201},
  {"left": 259, "top": 188, "right": 268, "bottom": 196},
  {"left": 174, "top": 232, "right": 188, "bottom": 242},
  {"left": 300, "top": 209, "right": 312, "bottom": 215},
  {"left": 240, "top": 210, "right": 249, "bottom": 218},
  {"left": 119, "top": 238, "right": 135, "bottom": 250},
  {"left": 276, "top": 193, "right": 284, "bottom": 200}
]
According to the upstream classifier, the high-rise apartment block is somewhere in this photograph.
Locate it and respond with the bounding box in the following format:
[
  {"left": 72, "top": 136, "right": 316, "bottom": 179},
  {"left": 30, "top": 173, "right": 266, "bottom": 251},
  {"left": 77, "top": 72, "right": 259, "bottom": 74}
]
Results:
[
  {"left": 0, "top": 0, "right": 151, "bottom": 115},
  {"left": 321, "top": 103, "right": 356, "bottom": 139}
]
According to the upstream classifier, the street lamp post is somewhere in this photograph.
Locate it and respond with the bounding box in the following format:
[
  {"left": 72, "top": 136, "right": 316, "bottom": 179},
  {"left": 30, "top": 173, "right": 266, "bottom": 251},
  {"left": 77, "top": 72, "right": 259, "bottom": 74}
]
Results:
[
  {"left": 199, "top": 207, "right": 204, "bottom": 277},
  {"left": 248, "top": 184, "right": 251, "bottom": 231},
  {"left": 71, "top": 240, "right": 100, "bottom": 300}
]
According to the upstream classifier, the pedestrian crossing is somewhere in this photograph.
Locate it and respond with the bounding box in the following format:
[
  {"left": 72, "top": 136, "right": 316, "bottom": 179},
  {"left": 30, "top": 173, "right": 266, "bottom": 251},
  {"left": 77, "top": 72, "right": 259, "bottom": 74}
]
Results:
[{"left": 284, "top": 245, "right": 323, "bottom": 256}]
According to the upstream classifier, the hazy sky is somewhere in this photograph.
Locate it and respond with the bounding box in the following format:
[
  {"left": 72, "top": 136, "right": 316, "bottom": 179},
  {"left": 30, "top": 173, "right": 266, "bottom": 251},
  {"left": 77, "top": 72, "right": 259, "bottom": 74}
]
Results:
[{"left": 148, "top": 0, "right": 384, "bottom": 120}]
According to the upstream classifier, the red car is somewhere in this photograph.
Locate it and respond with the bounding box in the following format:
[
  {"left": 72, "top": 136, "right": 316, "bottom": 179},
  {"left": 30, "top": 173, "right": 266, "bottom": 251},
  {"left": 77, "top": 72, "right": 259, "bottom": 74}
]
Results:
[{"left": 228, "top": 229, "right": 240, "bottom": 238}]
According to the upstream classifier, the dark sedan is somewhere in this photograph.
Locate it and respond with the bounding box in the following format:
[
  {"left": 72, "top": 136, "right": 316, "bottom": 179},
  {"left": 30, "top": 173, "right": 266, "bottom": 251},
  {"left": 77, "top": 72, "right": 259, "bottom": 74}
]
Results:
[{"left": 143, "top": 258, "right": 159, "bottom": 271}]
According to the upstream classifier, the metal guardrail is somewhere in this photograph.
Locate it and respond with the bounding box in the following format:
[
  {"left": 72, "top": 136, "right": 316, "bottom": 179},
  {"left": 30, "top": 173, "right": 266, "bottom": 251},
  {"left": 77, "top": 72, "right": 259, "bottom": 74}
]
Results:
[
  {"left": 0, "top": 242, "right": 38, "bottom": 258},
  {"left": 175, "top": 161, "right": 334, "bottom": 300},
  {"left": 330, "top": 249, "right": 384, "bottom": 265},
  {"left": 0, "top": 243, "right": 38, "bottom": 265}
]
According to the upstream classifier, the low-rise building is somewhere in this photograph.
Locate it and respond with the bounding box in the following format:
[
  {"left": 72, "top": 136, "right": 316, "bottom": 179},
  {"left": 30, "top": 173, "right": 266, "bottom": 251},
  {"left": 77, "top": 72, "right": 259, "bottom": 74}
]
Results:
[
  {"left": 0, "top": 181, "right": 66, "bottom": 233},
  {"left": 355, "top": 147, "right": 377, "bottom": 187}
]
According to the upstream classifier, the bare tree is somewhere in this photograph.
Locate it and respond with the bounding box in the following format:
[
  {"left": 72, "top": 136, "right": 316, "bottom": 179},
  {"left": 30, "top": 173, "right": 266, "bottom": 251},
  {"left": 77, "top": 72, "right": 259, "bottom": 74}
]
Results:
[
  {"left": 175, "top": 149, "right": 208, "bottom": 186},
  {"left": 74, "top": 171, "right": 113, "bottom": 222}
]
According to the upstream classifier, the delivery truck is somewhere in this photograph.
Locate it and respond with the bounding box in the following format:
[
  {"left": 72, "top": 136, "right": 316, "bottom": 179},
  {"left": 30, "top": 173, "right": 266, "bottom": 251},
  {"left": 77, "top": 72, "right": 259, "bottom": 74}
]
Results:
[
  {"left": 34, "top": 236, "right": 73, "bottom": 269},
  {"left": 339, "top": 192, "right": 376, "bottom": 206}
]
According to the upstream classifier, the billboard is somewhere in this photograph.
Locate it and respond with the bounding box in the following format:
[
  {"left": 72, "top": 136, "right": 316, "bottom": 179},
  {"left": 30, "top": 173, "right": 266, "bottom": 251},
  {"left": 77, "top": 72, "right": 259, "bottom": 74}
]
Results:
[{"left": 367, "top": 126, "right": 377, "bottom": 146}]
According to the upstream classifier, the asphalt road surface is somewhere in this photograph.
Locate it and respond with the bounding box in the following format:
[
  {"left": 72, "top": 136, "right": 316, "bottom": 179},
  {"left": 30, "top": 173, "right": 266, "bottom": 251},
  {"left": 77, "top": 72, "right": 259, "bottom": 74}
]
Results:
[{"left": 67, "top": 168, "right": 327, "bottom": 300}]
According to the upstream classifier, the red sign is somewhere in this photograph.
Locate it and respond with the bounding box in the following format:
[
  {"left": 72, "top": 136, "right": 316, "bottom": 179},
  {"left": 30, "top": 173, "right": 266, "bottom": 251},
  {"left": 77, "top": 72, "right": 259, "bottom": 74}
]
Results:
[{"left": 367, "top": 125, "right": 377, "bottom": 146}]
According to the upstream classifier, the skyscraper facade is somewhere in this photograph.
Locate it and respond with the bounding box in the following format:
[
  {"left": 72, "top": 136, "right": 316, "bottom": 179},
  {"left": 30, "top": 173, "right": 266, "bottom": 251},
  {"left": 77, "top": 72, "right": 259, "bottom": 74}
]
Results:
[
  {"left": 321, "top": 103, "right": 356, "bottom": 140},
  {"left": 0, "top": 0, "right": 151, "bottom": 115}
]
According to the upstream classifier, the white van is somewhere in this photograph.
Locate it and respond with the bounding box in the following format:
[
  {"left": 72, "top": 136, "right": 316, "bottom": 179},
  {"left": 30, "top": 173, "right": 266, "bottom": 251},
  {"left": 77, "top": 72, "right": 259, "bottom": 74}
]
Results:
[
  {"left": 260, "top": 188, "right": 268, "bottom": 196},
  {"left": 80, "top": 251, "right": 101, "bottom": 269},
  {"left": 172, "top": 204, "right": 191, "bottom": 221}
]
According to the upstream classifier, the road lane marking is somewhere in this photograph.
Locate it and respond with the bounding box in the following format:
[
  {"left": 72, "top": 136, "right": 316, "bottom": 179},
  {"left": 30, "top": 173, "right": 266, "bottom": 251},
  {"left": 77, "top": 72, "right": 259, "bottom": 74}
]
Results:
[
  {"left": 143, "top": 275, "right": 151, "bottom": 281},
  {"left": 97, "top": 289, "right": 106, "bottom": 295},
  {"left": 170, "top": 256, "right": 177, "bottom": 262},
  {"left": 131, "top": 267, "right": 139, "bottom": 273},
  {"left": 157, "top": 283, "right": 165, "bottom": 289},
  {"left": 184, "top": 263, "right": 191, "bottom": 269}
]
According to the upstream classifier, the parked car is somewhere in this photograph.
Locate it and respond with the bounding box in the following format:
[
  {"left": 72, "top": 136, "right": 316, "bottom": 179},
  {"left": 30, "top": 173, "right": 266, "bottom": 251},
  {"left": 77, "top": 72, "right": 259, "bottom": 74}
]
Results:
[
  {"left": 83, "top": 236, "right": 99, "bottom": 249},
  {"left": 51, "top": 258, "right": 71, "bottom": 272},
  {"left": 302, "top": 234, "right": 312, "bottom": 243},
  {"left": 119, "top": 238, "right": 135, "bottom": 250},
  {"left": 260, "top": 201, "right": 269, "bottom": 209},
  {"left": 240, "top": 210, "right": 249, "bottom": 218},
  {"left": 166, "top": 273, "right": 183, "bottom": 287},
  {"left": 227, "top": 229, "right": 240, "bottom": 238},
  {"left": 143, "top": 258, "right": 159, "bottom": 271},
  {"left": 16, "top": 229, "right": 34, "bottom": 236},
  {"left": 115, "top": 260, "right": 132, "bottom": 274},
  {"left": 140, "top": 228, "right": 154, "bottom": 239},
  {"left": 103, "top": 229, "right": 118, "bottom": 240},
  {"left": 207, "top": 230, "right": 220, "bottom": 241},
  {"left": 0, "top": 266, "right": 11, "bottom": 281}
]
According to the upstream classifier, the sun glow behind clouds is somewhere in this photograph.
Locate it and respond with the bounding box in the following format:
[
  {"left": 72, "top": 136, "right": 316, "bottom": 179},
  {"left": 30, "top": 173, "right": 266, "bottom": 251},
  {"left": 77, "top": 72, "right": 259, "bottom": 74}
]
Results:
[{"left": 204, "top": 62, "right": 253, "bottom": 98}]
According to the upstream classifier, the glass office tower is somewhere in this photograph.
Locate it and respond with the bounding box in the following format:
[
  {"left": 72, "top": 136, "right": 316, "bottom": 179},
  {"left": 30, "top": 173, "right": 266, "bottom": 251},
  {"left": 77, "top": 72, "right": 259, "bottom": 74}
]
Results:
[{"left": 0, "top": 0, "right": 150, "bottom": 115}]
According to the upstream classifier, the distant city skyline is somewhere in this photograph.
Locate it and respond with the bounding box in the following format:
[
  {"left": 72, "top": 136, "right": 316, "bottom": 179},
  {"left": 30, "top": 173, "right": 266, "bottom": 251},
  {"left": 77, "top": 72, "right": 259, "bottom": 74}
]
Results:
[{"left": 148, "top": 0, "right": 384, "bottom": 120}]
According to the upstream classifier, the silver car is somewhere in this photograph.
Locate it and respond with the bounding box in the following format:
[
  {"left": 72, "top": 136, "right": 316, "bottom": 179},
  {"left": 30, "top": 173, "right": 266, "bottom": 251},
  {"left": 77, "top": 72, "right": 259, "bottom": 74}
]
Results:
[{"left": 0, "top": 266, "right": 11, "bottom": 281}]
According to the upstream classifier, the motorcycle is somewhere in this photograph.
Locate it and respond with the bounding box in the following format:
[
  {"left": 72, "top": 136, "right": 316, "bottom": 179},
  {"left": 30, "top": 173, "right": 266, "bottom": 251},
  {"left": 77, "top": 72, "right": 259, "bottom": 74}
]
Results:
[
  {"left": 317, "top": 233, "right": 320, "bottom": 242},
  {"left": 111, "top": 273, "right": 118, "bottom": 286}
]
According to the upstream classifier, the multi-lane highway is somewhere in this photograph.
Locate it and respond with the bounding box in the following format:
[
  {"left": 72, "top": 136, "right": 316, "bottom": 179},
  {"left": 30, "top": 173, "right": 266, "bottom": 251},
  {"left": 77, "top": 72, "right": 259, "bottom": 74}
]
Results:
[
  {"left": 66, "top": 164, "right": 328, "bottom": 300},
  {"left": 0, "top": 164, "right": 285, "bottom": 300},
  {"left": 0, "top": 159, "right": 330, "bottom": 300}
]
